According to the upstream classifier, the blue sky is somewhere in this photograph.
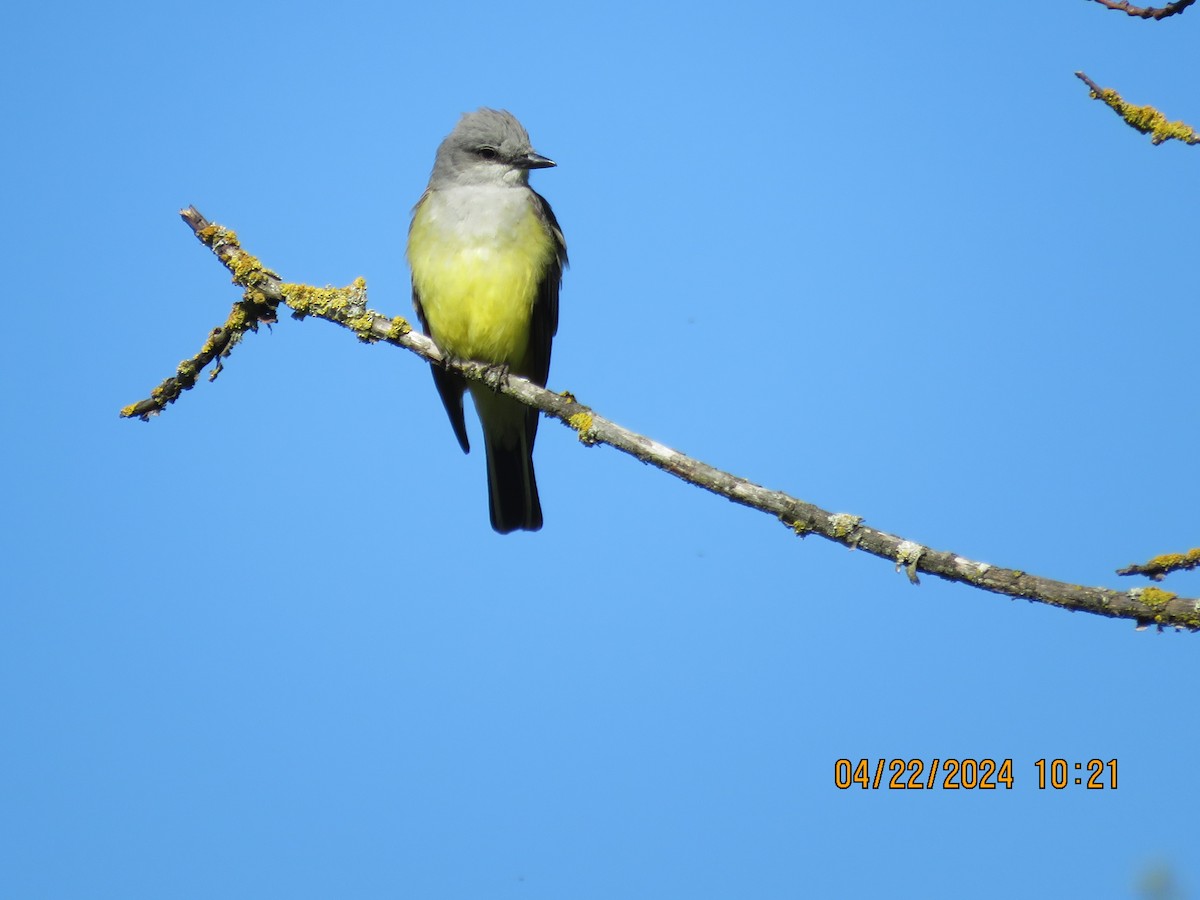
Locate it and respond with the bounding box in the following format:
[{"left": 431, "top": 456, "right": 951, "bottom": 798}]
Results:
[{"left": 3, "top": 2, "right": 1199, "bottom": 897}]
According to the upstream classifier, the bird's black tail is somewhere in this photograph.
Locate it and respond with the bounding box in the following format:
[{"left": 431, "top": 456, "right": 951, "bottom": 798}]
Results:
[
  {"left": 484, "top": 426, "right": 542, "bottom": 533},
  {"left": 472, "top": 385, "right": 543, "bottom": 533}
]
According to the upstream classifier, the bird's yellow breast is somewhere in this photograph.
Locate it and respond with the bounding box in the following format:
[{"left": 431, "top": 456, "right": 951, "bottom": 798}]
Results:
[{"left": 408, "top": 188, "right": 554, "bottom": 366}]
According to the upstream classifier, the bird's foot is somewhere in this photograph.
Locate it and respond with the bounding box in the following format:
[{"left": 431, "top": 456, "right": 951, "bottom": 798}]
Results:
[
  {"left": 482, "top": 362, "right": 512, "bottom": 392},
  {"left": 436, "top": 346, "right": 465, "bottom": 370}
]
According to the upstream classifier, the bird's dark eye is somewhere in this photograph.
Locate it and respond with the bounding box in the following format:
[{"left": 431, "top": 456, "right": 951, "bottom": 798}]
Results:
[{"left": 477, "top": 146, "right": 498, "bottom": 160}]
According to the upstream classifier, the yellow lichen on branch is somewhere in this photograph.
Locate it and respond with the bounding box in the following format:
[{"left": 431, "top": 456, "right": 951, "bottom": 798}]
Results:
[
  {"left": 119, "top": 292, "right": 279, "bottom": 420},
  {"left": 1076, "top": 72, "right": 1200, "bottom": 145},
  {"left": 121, "top": 208, "right": 375, "bottom": 420},
  {"left": 568, "top": 411, "right": 597, "bottom": 444},
  {"left": 1118, "top": 548, "right": 1200, "bottom": 580},
  {"left": 279, "top": 278, "right": 380, "bottom": 341}
]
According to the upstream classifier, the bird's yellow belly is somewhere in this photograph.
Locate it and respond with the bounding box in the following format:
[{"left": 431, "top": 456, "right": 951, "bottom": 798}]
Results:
[{"left": 409, "top": 201, "right": 551, "bottom": 366}]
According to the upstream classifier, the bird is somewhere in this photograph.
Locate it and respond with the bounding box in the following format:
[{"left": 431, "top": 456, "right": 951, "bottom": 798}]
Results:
[{"left": 407, "top": 109, "right": 567, "bottom": 533}]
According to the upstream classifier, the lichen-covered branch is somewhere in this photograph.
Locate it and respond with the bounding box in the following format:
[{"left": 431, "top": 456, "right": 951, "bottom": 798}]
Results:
[
  {"left": 1118, "top": 549, "right": 1200, "bottom": 581},
  {"left": 1075, "top": 72, "right": 1200, "bottom": 146},
  {"left": 119, "top": 261, "right": 280, "bottom": 420},
  {"left": 121, "top": 207, "right": 1200, "bottom": 631},
  {"left": 1087, "top": 0, "right": 1195, "bottom": 19},
  {"left": 121, "top": 209, "right": 402, "bottom": 420}
]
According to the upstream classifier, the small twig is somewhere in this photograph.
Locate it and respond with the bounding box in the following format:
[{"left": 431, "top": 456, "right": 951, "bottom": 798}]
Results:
[
  {"left": 1074, "top": 72, "right": 1200, "bottom": 146},
  {"left": 120, "top": 213, "right": 282, "bottom": 420},
  {"left": 1087, "top": 0, "right": 1196, "bottom": 19},
  {"left": 1118, "top": 549, "right": 1200, "bottom": 581},
  {"left": 121, "top": 208, "right": 1200, "bottom": 631}
]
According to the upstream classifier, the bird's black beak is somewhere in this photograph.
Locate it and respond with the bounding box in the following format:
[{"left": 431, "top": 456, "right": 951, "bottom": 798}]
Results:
[{"left": 518, "top": 152, "right": 556, "bottom": 169}]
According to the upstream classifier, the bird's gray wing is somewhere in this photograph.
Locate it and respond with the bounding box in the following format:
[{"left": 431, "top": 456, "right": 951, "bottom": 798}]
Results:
[
  {"left": 516, "top": 188, "right": 568, "bottom": 457},
  {"left": 412, "top": 282, "right": 471, "bottom": 455},
  {"left": 526, "top": 188, "right": 568, "bottom": 389}
]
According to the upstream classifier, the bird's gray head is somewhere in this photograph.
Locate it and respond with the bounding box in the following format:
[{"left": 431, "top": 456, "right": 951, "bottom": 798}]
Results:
[{"left": 429, "top": 108, "right": 555, "bottom": 188}]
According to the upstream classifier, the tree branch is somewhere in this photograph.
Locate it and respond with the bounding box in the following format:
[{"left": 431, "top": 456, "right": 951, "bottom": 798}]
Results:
[
  {"left": 121, "top": 207, "right": 1200, "bottom": 632},
  {"left": 1075, "top": 71, "right": 1200, "bottom": 145},
  {"left": 1118, "top": 549, "right": 1200, "bottom": 581},
  {"left": 1087, "top": 0, "right": 1196, "bottom": 19}
]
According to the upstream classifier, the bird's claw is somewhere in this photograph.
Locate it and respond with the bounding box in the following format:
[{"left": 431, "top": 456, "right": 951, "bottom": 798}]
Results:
[{"left": 482, "top": 363, "right": 512, "bottom": 391}]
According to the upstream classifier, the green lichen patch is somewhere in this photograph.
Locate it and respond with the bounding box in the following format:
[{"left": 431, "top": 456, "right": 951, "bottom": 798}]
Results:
[
  {"left": 784, "top": 516, "right": 814, "bottom": 537},
  {"left": 895, "top": 541, "right": 924, "bottom": 584},
  {"left": 829, "top": 513, "right": 863, "bottom": 539}
]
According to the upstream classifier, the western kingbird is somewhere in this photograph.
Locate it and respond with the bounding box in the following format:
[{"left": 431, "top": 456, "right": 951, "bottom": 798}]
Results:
[{"left": 407, "top": 108, "right": 567, "bottom": 533}]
